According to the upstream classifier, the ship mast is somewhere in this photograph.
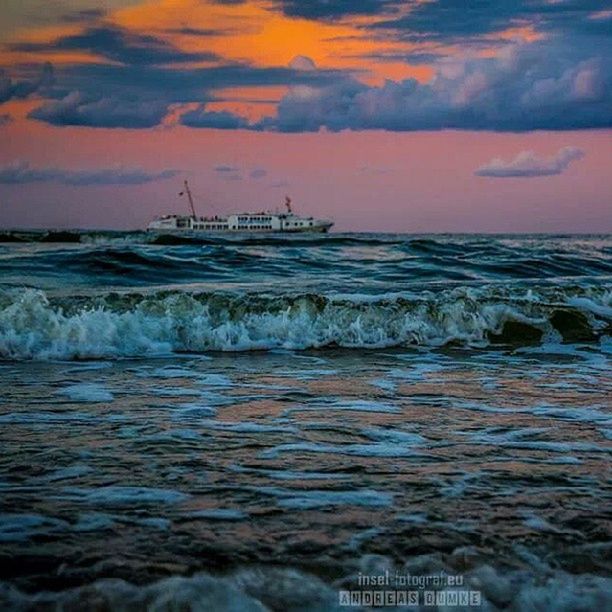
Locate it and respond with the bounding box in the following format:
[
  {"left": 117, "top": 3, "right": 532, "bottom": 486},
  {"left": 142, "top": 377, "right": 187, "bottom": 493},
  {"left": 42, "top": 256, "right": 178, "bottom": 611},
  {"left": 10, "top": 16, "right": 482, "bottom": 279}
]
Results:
[{"left": 183, "top": 179, "right": 197, "bottom": 219}]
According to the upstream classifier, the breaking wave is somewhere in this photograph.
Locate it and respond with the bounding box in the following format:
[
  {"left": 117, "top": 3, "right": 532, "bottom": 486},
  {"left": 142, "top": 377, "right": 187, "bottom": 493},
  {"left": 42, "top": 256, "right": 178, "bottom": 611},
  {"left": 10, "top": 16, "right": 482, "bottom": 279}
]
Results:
[{"left": 0, "top": 286, "right": 609, "bottom": 360}]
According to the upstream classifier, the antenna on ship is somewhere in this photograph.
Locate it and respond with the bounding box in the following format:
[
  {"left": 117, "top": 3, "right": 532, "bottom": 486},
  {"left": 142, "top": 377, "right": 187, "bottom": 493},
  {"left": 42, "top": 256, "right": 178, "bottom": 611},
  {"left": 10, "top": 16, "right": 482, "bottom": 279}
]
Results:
[
  {"left": 284, "top": 195, "right": 292, "bottom": 214},
  {"left": 179, "top": 180, "right": 197, "bottom": 219}
]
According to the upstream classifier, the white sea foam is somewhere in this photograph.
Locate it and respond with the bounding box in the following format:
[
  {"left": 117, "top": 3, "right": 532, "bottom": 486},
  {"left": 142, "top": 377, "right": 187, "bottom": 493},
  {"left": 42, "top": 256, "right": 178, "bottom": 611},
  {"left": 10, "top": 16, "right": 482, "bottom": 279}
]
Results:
[
  {"left": 184, "top": 509, "right": 248, "bottom": 521},
  {"left": 1, "top": 286, "right": 609, "bottom": 360},
  {"left": 261, "top": 441, "right": 425, "bottom": 458},
  {"left": 171, "top": 403, "right": 217, "bottom": 419},
  {"left": 55, "top": 486, "right": 190, "bottom": 506},
  {"left": 229, "top": 465, "right": 350, "bottom": 481},
  {"left": 284, "top": 399, "right": 401, "bottom": 415},
  {"left": 0, "top": 410, "right": 96, "bottom": 424},
  {"left": 2, "top": 555, "right": 609, "bottom": 611},
  {"left": 361, "top": 427, "right": 427, "bottom": 445},
  {"left": 74, "top": 512, "right": 117, "bottom": 532},
  {"left": 273, "top": 488, "right": 393, "bottom": 510},
  {"left": 198, "top": 420, "right": 299, "bottom": 434},
  {"left": 32, "top": 464, "right": 93, "bottom": 483},
  {"left": 150, "top": 387, "right": 203, "bottom": 397},
  {"left": 56, "top": 383, "right": 114, "bottom": 402},
  {"left": 0, "top": 513, "right": 69, "bottom": 542}
]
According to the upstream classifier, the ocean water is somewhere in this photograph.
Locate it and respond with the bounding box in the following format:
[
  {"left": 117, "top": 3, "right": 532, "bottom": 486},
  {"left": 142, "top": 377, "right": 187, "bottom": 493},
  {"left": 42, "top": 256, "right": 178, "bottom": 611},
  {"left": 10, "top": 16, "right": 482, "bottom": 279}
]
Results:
[{"left": 0, "top": 231, "right": 610, "bottom": 610}]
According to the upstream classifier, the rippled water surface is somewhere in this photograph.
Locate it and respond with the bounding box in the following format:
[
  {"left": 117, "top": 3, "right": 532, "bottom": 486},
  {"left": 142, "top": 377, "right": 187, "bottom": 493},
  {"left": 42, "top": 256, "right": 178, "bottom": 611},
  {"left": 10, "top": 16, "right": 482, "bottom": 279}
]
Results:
[{"left": 0, "top": 232, "right": 610, "bottom": 610}]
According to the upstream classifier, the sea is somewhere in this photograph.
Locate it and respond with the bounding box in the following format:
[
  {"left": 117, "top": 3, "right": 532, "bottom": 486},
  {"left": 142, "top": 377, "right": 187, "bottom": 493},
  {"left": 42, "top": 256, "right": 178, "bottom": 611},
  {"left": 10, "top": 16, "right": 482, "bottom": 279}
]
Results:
[{"left": 0, "top": 230, "right": 610, "bottom": 610}]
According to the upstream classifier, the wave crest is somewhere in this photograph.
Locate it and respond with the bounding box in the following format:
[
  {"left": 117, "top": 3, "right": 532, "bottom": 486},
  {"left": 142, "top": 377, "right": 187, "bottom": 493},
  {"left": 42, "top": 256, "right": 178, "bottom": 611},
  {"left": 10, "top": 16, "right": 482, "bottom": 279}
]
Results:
[{"left": 0, "top": 287, "right": 609, "bottom": 360}]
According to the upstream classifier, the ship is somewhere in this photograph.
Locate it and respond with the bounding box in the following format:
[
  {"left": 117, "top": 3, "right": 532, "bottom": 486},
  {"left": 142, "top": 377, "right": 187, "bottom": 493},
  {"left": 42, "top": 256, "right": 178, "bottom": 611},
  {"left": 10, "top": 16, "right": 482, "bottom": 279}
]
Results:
[{"left": 147, "top": 181, "right": 333, "bottom": 234}]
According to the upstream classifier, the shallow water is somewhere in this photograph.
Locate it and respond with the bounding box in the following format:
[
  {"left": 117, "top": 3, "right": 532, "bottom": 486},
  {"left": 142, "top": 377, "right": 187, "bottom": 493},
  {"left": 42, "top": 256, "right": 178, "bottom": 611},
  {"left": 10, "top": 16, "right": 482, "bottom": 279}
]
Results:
[{"left": 0, "top": 233, "right": 610, "bottom": 610}]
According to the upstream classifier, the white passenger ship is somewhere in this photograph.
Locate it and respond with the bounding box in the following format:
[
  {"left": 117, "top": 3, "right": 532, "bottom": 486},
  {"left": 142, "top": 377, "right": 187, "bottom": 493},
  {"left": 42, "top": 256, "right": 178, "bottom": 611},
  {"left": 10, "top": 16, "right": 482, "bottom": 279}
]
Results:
[{"left": 147, "top": 181, "right": 333, "bottom": 234}]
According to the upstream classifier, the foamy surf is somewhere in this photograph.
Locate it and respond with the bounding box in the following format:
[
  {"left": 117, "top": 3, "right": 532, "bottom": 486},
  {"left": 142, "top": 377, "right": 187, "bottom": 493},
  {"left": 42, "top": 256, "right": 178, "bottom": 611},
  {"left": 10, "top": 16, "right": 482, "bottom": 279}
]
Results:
[
  {"left": 0, "top": 286, "right": 609, "bottom": 360},
  {"left": 1, "top": 552, "right": 610, "bottom": 611}
]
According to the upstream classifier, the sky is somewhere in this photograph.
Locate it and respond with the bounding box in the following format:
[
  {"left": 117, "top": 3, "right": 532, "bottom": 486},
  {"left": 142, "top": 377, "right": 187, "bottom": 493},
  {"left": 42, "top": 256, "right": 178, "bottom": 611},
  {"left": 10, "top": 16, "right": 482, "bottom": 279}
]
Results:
[{"left": 0, "top": 0, "right": 610, "bottom": 232}]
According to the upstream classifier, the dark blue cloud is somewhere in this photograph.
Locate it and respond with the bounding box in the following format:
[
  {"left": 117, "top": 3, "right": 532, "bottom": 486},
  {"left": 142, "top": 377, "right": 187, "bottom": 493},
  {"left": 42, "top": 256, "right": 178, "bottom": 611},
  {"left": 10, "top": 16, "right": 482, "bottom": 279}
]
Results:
[
  {"left": 256, "top": 41, "right": 612, "bottom": 132},
  {"left": 180, "top": 105, "right": 250, "bottom": 129},
  {"left": 274, "top": 0, "right": 400, "bottom": 20},
  {"left": 0, "top": 63, "right": 54, "bottom": 103},
  {"left": 164, "top": 27, "right": 235, "bottom": 37},
  {"left": 60, "top": 8, "right": 106, "bottom": 24},
  {"left": 212, "top": 164, "right": 268, "bottom": 180},
  {"left": 6, "top": 2, "right": 609, "bottom": 134},
  {"left": 23, "top": 60, "right": 341, "bottom": 128},
  {"left": 249, "top": 168, "right": 267, "bottom": 179},
  {"left": 28, "top": 92, "right": 170, "bottom": 129},
  {"left": 44, "top": 61, "right": 339, "bottom": 103},
  {"left": 348, "top": 51, "right": 447, "bottom": 65},
  {"left": 11, "top": 26, "right": 218, "bottom": 66},
  {"left": 370, "top": 0, "right": 610, "bottom": 43},
  {"left": 0, "top": 160, "right": 178, "bottom": 185}
]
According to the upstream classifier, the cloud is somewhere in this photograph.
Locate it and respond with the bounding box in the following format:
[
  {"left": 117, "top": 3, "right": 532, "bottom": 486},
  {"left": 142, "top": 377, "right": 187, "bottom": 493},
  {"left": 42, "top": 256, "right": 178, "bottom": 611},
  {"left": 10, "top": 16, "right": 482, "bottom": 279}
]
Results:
[
  {"left": 6, "top": 4, "right": 610, "bottom": 134},
  {"left": 370, "top": 0, "right": 611, "bottom": 44},
  {"left": 19, "top": 59, "right": 340, "bottom": 128},
  {"left": 273, "top": 0, "right": 399, "bottom": 20},
  {"left": 172, "top": 58, "right": 337, "bottom": 130},
  {"left": 356, "top": 52, "right": 447, "bottom": 65},
  {"left": 256, "top": 41, "right": 612, "bottom": 132},
  {"left": 0, "top": 114, "right": 12, "bottom": 126},
  {"left": 60, "top": 8, "right": 106, "bottom": 24},
  {"left": 0, "top": 161, "right": 178, "bottom": 185},
  {"left": 271, "top": 0, "right": 612, "bottom": 41},
  {"left": 28, "top": 92, "right": 169, "bottom": 129},
  {"left": 214, "top": 165, "right": 268, "bottom": 180},
  {"left": 11, "top": 25, "right": 218, "bottom": 66},
  {"left": 180, "top": 105, "right": 250, "bottom": 129},
  {"left": 0, "top": 62, "right": 54, "bottom": 103},
  {"left": 249, "top": 168, "right": 267, "bottom": 179},
  {"left": 475, "top": 147, "right": 585, "bottom": 178},
  {"left": 289, "top": 55, "right": 317, "bottom": 71},
  {"left": 164, "top": 27, "right": 235, "bottom": 37},
  {"left": 214, "top": 164, "right": 242, "bottom": 180}
]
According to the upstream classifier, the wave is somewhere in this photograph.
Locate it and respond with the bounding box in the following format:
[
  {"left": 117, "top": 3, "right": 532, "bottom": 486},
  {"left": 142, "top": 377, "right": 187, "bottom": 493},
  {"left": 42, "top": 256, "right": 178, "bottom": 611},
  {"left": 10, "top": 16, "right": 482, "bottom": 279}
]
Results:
[
  {"left": 2, "top": 240, "right": 611, "bottom": 288},
  {"left": 0, "top": 229, "right": 401, "bottom": 248},
  {"left": 0, "top": 286, "right": 609, "bottom": 360},
  {"left": 1, "top": 552, "right": 610, "bottom": 610}
]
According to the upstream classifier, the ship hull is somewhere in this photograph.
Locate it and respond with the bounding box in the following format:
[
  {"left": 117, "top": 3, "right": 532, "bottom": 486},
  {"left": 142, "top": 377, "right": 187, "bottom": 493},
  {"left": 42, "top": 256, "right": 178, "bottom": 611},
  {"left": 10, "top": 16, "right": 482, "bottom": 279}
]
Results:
[
  {"left": 147, "top": 226, "right": 331, "bottom": 234},
  {"left": 147, "top": 221, "right": 333, "bottom": 234}
]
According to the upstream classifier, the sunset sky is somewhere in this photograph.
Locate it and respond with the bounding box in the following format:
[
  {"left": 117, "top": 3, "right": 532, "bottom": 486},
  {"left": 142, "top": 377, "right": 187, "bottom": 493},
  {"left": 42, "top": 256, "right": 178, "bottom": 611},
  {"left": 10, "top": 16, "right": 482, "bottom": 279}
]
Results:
[{"left": 1, "top": 0, "right": 610, "bottom": 232}]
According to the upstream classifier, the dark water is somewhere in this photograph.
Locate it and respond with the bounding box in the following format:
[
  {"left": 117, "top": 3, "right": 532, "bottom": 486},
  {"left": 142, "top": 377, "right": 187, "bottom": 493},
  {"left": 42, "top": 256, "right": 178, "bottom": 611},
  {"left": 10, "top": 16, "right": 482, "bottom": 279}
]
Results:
[{"left": 0, "top": 232, "right": 610, "bottom": 610}]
